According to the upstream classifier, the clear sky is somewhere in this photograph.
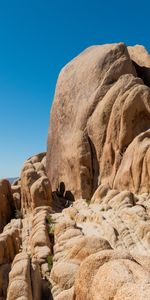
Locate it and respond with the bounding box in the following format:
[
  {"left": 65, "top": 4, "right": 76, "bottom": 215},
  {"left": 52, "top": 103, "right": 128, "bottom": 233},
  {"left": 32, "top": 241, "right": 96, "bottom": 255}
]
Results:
[{"left": 0, "top": 0, "right": 150, "bottom": 178}]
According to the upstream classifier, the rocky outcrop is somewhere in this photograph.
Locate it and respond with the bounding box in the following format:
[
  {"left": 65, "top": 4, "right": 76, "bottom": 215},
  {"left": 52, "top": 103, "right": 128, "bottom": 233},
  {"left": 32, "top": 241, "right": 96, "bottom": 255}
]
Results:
[
  {"left": 74, "top": 250, "right": 150, "bottom": 300},
  {"left": 11, "top": 182, "right": 21, "bottom": 211},
  {"left": 114, "top": 130, "right": 150, "bottom": 193},
  {"left": 2, "top": 43, "right": 150, "bottom": 299},
  {"left": 0, "top": 153, "right": 54, "bottom": 299},
  {"left": 7, "top": 252, "right": 40, "bottom": 300},
  {"left": 128, "top": 45, "right": 150, "bottom": 87},
  {"left": 49, "top": 190, "right": 150, "bottom": 299},
  {"left": 0, "top": 180, "right": 15, "bottom": 233},
  {"left": 50, "top": 208, "right": 111, "bottom": 298},
  {"left": 21, "top": 153, "right": 52, "bottom": 213},
  {"left": 47, "top": 43, "right": 150, "bottom": 200},
  {"left": 30, "top": 206, "right": 53, "bottom": 273},
  {"left": 45, "top": 43, "right": 150, "bottom": 299},
  {"left": 0, "top": 220, "right": 22, "bottom": 300}
]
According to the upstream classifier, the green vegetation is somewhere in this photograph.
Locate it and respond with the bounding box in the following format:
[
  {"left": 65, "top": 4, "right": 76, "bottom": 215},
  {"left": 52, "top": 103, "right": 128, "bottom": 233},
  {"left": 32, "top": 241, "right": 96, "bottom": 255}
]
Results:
[
  {"left": 46, "top": 214, "right": 55, "bottom": 235},
  {"left": 47, "top": 254, "right": 53, "bottom": 271},
  {"left": 46, "top": 215, "right": 53, "bottom": 224},
  {"left": 46, "top": 213, "right": 55, "bottom": 248},
  {"left": 49, "top": 224, "right": 55, "bottom": 235}
]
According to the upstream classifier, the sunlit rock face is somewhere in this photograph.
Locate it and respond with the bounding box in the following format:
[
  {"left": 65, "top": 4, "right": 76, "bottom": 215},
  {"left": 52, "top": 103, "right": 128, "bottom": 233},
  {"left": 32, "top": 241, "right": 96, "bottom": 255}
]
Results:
[
  {"left": 2, "top": 43, "right": 150, "bottom": 300},
  {"left": 46, "top": 43, "right": 150, "bottom": 200},
  {"left": 45, "top": 43, "right": 150, "bottom": 300}
]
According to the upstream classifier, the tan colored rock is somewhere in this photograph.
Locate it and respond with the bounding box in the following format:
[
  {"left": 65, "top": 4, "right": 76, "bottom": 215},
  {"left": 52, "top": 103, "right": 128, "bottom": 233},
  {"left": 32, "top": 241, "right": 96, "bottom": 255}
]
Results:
[
  {"left": 21, "top": 153, "right": 52, "bottom": 213},
  {"left": 128, "top": 44, "right": 150, "bottom": 66},
  {"left": 98, "top": 75, "right": 150, "bottom": 188},
  {"left": 49, "top": 185, "right": 150, "bottom": 298},
  {"left": 47, "top": 43, "right": 137, "bottom": 200},
  {"left": 47, "top": 43, "right": 150, "bottom": 200},
  {"left": 66, "top": 236, "right": 111, "bottom": 264},
  {"left": 114, "top": 130, "right": 150, "bottom": 193},
  {"left": 7, "top": 253, "right": 33, "bottom": 300},
  {"left": 0, "top": 227, "right": 21, "bottom": 264},
  {"left": 2, "top": 43, "right": 150, "bottom": 300},
  {"left": 74, "top": 250, "right": 150, "bottom": 300},
  {"left": 0, "top": 219, "right": 22, "bottom": 299},
  {"left": 128, "top": 45, "right": 150, "bottom": 100},
  {"left": 55, "top": 287, "right": 75, "bottom": 300},
  {"left": 50, "top": 201, "right": 113, "bottom": 299},
  {"left": 0, "top": 180, "right": 15, "bottom": 232},
  {"left": 30, "top": 207, "right": 52, "bottom": 271},
  {"left": 7, "top": 252, "right": 42, "bottom": 300},
  {"left": 30, "top": 176, "right": 52, "bottom": 210},
  {"left": 51, "top": 262, "right": 78, "bottom": 291},
  {"left": 11, "top": 184, "right": 21, "bottom": 210}
]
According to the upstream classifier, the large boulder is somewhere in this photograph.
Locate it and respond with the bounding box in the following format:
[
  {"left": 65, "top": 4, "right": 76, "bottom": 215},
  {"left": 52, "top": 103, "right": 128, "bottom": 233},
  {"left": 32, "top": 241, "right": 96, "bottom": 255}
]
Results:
[
  {"left": 0, "top": 220, "right": 21, "bottom": 300},
  {"left": 46, "top": 43, "right": 150, "bottom": 200},
  {"left": 7, "top": 253, "right": 34, "bottom": 300},
  {"left": 0, "top": 180, "right": 15, "bottom": 232},
  {"left": 74, "top": 250, "right": 150, "bottom": 300},
  {"left": 21, "top": 153, "right": 52, "bottom": 213},
  {"left": 114, "top": 130, "right": 150, "bottom": 193}
]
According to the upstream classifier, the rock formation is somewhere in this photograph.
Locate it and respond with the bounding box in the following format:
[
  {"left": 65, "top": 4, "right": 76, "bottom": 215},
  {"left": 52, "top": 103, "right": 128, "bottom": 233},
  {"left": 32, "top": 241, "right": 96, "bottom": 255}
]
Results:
[
  {"left": 47, "top": 42, "right": 150, "bottom": 199},
  {"left": 21, "top": 152, "right": 52, "bottom": 213},
  {"left": 1, "top": 43, "right": 150, "bottom": 299},
  {"left": 0, "top": 180, "right": 15, "bottom": 232}
]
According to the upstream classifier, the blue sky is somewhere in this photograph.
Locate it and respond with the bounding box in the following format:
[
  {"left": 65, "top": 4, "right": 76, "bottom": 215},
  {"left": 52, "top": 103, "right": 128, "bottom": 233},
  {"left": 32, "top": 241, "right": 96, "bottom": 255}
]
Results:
[{"left": 0, "top": 0, "right": 150, "bottom": 177}]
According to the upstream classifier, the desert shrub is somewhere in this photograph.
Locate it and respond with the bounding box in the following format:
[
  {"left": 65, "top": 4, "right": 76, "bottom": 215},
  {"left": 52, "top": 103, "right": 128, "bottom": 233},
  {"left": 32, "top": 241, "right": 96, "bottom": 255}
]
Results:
[
  {"left": 46, "top": 215, "right": 53, "bottom": 224},
  {"left": 47, "top": 255, "right": 53, "bottom": 271}
]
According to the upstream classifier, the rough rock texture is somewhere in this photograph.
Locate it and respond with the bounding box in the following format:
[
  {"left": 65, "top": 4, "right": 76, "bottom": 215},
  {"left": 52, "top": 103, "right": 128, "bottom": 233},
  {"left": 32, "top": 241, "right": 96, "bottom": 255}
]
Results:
[
  {"left": 0, "top": 153, "right": 54, "bottom": 299},
  {"left": 47, "top": 193, "right": 150, "bottom": 299},
  {"left": 21, "top": 153, "right": 52, "bottom": 213},
  {"left": 50, "top": 206, "right": 112, "bottom": 298},
  {"left": 45, "top": 43, "right": 150, "bottom": 299},
  {"left": 7, "top": 253, "right": 33, "bottom": 300},
  {"left": 47, "top": 42, "right": 150, "bottom": 200},
  {"left": 128, "top": 45, "right": 150, "bottom": 87},
  {"left": 11, "top": 183, "right": 21, "bottom": 211},
  {"left": 2, "top": 43, "right": 150, "bottom": 299},
  {"left": 30, "top": 206, "right": 53, "bottom": 271},
  {"left": 0, "top": 220, "right": 22, "bottom": 299},
  {"left": 75, "top": 250, "right": 150, "bottom": 300},
  {"left": 7, "top": 252, "right": 42, "bottom": 300},
  {"left": 114, "top": 130, "right": 150, "bottom": 193},
  {"left": 0, "top": 180, "right": 15, "bottom": 232}
]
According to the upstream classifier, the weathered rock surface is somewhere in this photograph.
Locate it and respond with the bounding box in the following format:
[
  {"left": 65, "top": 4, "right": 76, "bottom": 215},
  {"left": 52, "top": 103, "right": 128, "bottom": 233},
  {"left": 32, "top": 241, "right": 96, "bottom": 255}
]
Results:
[
  {"left": 0, "top": 179, "right": 15, "bottom": 233},
  {"left": 47, "top": 42, "right": 150, "bottom": 200},
  {"left": 2, "top": 43, "right": 150, "bottom": 299},
  {"left": 128, "top": 45, "right": 150, "bottom": 87},
  {"left": 49, "top": 192, "right": 150, "bottom": 299},
  {"left": 0, "top": 153, "right": 54, "bottom": 299},
  {"left": 45, "top": 43, "right": 150, "bottom": 299},
  {"left": 30, "top": 206, "right": 52, "bottom": 269},
  {"left": 114, "top": 130, "right": 150, "bottom": 193},
  {"left": 75, "top": 250, "right": 150, "bottom": 300},
  {"left": 11, "top": 183, "right": 21, "bottom": 211},
  {"left": 21, "top": 153, "right": 52, "bottom": 213},
  {"left": 7, "top": 253, "right": 35, "bottom": 300},
  {"left": 0, "top": 220, "right": 22, "bottom": 299}
]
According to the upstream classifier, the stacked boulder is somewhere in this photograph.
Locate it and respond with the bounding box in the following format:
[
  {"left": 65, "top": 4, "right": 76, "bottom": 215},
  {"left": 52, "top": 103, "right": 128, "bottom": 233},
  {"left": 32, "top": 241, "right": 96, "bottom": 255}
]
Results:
[{"left": 1, "top": 43, "right": 150, "bottom": 299}]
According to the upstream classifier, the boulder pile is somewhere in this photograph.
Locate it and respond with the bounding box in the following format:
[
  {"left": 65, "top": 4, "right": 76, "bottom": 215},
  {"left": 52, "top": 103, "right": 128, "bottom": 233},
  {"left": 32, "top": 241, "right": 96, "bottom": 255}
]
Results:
[{"left": 1, "top": 43, "right": 150, "bottom": 299}]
